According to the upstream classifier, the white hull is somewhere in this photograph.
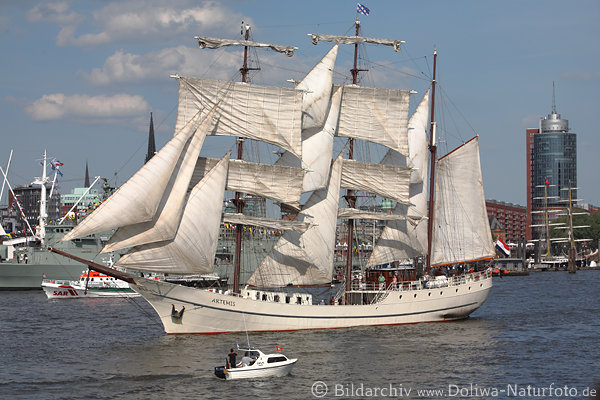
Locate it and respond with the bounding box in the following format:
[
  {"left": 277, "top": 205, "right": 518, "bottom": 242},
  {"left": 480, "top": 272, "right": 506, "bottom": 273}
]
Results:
[
  {"left": 224, "top": 360, "right": 297, "bottom": 380},
  {"left": 42, "top": 281, "right": 140, "bottom": 299},
  {"left": 131, "top": 271, "right": 492, "bottom": 334}
]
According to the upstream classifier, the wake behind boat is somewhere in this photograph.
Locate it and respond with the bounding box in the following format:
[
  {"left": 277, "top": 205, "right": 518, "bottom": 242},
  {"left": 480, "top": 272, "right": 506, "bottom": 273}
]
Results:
[
  {"left": 214, "top": 347, "right": 297, "bottom": 380},
  {"left": 51, "top": 14, "right": 496, "bottom": 335}
]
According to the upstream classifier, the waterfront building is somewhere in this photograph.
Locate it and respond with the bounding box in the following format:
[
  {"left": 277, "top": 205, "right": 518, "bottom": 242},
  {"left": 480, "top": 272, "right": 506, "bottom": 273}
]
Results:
[
  {"left": 486, "top": 200, "right": 527, "bottom": 243},
  {"left": 59, "top": 164, "right": 115, "bottom": 221},
  {"left": 525, "top": 90, "right": 576, "bottom": 241},
  {"left": 9, "top": 185, "right": 61, "bottom": 231}
]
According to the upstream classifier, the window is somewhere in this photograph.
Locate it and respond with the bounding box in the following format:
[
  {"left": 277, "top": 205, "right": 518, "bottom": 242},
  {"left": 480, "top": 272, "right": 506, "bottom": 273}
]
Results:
[{"left": 267, "top": 356, "right": 287, "bottom": 363}]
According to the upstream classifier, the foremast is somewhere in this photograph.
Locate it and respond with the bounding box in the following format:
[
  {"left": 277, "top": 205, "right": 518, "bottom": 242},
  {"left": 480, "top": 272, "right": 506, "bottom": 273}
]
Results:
[{"left": 195, "top": 23, "right": 297, "bottom": 294}]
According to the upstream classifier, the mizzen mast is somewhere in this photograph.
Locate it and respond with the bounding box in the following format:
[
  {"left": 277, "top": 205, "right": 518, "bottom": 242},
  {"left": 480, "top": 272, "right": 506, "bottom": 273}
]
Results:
[
  {"left": 195, "top": 23, "right": 296, "bottom": 294},
  {"left": 425, "top": 50, "right": 438, "bottom": 272}
]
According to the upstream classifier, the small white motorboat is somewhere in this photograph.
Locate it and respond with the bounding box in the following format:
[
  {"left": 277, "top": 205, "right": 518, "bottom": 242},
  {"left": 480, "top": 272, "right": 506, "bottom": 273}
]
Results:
[
  {"left": 42, "top": 270, "right": 140, "bottom": 299},
  {"left": 214, "top": 347, "right": 297, "bottom": 380}
]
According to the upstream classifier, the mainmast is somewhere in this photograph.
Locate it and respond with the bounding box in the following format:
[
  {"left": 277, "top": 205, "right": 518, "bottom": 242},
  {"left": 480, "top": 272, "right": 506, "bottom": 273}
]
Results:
[
  {"left": 344, "top": 18, "right": 363, "bottom": 304},
  {"left": 195, "top": 24, "right": 296, "bottom": 294},
  {"left": 308, "top": 15, "right": 404, "bottom": 302},
  {"left": 425, "top": 50, "right": 438, "bottom": 272}
]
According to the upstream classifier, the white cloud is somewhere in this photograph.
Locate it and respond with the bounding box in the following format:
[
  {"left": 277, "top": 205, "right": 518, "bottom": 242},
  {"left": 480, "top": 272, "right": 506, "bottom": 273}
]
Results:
[
  {"left": 25, "top": 93, "right": 149, "bottom": 121},
  {"left": 54, "top": 0, "right": 244, "bottom": 47},
  {"left": 84, "top": 45, "right": 241, "bottom": 85},
  {"left": 521, "top": 114, "right": 542, "bottom": 128},
  {"left": 560, "top": 69, "right": 600, "bottom": 82},
  {"left": 0, "top": 15, "right": 9, "bottom": 31},
  {"left": 27, "top": 2, "right": 84, "bottom": 25}
]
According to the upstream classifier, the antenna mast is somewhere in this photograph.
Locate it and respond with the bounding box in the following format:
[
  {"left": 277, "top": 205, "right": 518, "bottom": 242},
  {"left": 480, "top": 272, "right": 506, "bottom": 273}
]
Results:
[{"left": 552, "top": 81, "right": 556, "bottom": 114}]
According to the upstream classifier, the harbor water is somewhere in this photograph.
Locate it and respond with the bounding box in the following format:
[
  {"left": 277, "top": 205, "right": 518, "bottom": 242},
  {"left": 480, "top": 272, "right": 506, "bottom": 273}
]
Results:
[{"left": 1, "top": 270, "right": 598, "bottom": 399}]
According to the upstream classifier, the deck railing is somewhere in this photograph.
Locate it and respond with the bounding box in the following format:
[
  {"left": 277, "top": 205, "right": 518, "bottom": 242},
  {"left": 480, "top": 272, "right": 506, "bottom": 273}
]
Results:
[{"left": 350, "top": 270, "right": 491, "bottom": 293}]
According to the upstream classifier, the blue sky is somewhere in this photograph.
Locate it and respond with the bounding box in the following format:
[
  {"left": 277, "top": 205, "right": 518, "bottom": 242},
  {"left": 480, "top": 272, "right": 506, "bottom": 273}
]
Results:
[{"left": 1, "top": 0, "right": 599, "bottom": 207}]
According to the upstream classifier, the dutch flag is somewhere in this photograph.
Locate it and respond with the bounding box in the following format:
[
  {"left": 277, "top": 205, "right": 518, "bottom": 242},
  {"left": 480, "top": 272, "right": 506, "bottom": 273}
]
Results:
[{"left": 495, "top": 237, "right": 510, "bottom": 257}]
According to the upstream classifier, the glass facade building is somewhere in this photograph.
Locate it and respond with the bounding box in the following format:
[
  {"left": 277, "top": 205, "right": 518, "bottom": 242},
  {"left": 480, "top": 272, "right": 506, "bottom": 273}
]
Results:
[
  {"left": 532, "top": 132, "right": 577, "bottom": 208},
  {"left": 527, "top": 107, "right": 577, "bottom": 240}
]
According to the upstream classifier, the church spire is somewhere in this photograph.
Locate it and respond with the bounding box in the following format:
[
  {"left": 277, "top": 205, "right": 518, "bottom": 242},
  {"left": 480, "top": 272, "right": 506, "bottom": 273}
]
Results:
[
  {"left": 84, "top": 160, "right": 90, "bottom": 187},
  {"left": 145, "top": 112, "right": 156, "bottom": 164}
]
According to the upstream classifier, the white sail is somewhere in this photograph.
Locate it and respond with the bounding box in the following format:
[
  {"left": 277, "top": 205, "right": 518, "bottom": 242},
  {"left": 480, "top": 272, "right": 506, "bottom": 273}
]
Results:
[
  {"left": 298, "top": 44, "right": 338, "bottom": 130},
  {"left": 222, "top": 213, "right": 311, "bottom": 233},
  {"left": 338, "top": 208, "right": 408, "bottom": 221},
  {"left": 246, "top": 156, "right": 343, "bottom": 287},
  {"left": 61, "top": 111, "right": 204, "bottom": 242},
  {"left": 276, "top": 46, "right": 340, "bottom": 192},
  {"left": 430, "top": 137, "right": 496, "bottom": 266},
  {"left": 175, "top": 77, "right": 303, "bottom": 157},
  {"left": 308, "top": 34, "right": 404, "bottom": 52},
  {"left": 341, "top": 159, "right": 411, "bottom": 204},
  {"left": 101, "top": 109, "right": 214, "bottom": 253},
  {"left": 300, "top": 86, "right": 342, "bottom": 192},
  {"left": 195, "top": 36, "right": 296, "bottom": 57},
  {"left": 367, "top": 91, "right": 430, "bottom": 266},
  {"left": 115, "top": 154, "right": 230, "bottom": 274},
  {"left": 192, "top": 158, "right": 303, "bottom": 207},
  {"left": 337, "top": 86, "right": 411, "bottom": 155}
]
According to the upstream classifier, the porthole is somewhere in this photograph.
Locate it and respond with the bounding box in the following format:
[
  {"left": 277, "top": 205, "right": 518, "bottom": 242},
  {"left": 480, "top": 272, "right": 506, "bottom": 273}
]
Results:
[
  {"left": 440, "top": 291, "right": 443, "bottom": 295},
  {"left": 455, "top": 289, "right": 458, "bottom": 293},
  {"left": 468, "top": 286, "right": 471, "bottom": 290},
  {"left": 413, "top": 293, "right": 417, "bottom": 298},
  {"left": 428, "top": 292, "right": 431, "bottom": 296},
  {"left": 399, "top": 295, "right": 402, "bottom": 299}
]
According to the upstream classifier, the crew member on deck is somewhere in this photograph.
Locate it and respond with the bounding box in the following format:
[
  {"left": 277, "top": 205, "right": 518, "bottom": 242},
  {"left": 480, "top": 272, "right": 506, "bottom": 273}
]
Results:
[
  {"left": 241, "top": 351, "right": 255, "bottom": 367},
  {"left": 228, "top": 348, "right": 237, "bottom": 368}
]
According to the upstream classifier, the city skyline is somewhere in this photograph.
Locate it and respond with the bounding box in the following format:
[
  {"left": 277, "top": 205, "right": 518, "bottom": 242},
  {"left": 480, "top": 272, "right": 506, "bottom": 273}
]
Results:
[{"left": 1, "top": 0, "right": 599, "bottom": 207}]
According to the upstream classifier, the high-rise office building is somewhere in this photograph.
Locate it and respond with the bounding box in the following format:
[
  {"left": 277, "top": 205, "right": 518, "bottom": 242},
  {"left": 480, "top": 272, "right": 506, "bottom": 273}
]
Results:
[{"left": 526, "top": 92, "right": 576, "bottom": 241}]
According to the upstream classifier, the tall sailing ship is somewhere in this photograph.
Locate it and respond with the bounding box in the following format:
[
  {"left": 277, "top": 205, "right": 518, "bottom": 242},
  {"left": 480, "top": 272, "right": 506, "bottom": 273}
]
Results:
[
  {"left": 531, "top": 183, "right": 591, "bottom": 272},
  {"left": 52, "top": 18, "right": 496, "bottom": 334}
]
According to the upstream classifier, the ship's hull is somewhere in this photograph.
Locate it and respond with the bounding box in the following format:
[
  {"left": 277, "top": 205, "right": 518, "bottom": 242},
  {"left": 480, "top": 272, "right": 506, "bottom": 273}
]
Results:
[
  {"left": 42, "top": 281, "right": 140, "bottom": 299},
  {"left": 221, "top": 360, "right": 297, "bottom": 380},
  {"left": 0, "top": 227, "right": 112, "bottom": 290},
  {"left": 0, "top": 263, "right": 87, "bottom": 290},
  {"left": 131, "top": 272, "right": 492, "bottom": 334}
]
